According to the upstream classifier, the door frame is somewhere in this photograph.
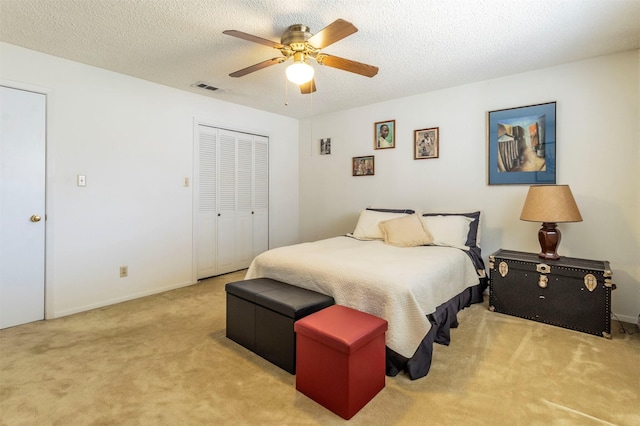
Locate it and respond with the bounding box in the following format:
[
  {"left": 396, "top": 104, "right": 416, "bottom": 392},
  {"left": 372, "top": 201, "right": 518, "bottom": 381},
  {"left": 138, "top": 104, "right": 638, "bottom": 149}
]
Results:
[{"left": 1, "top": 79, "right": 53, "bottom": 319}]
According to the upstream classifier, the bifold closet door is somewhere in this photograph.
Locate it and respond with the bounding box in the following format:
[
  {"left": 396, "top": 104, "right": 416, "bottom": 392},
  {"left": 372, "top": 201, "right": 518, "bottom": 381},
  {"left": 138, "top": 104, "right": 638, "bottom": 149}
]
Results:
[
  {"left": 196, "top": 125, "right": 217, "bottom": 279},
  {"left": 253, "top": 136, "right": 269, "bottom": 257},
  {"left": 216, "top": 129, "right": 255, "bottom": 274},
  {"left": 216, "top": 129, "right": 237, "bottom": 274},
  {"left": 196, "top": 125, "right": 269, "bottom": 278},
  {"left": 234, "top": 132, "right": 254, "bottom": 270}
]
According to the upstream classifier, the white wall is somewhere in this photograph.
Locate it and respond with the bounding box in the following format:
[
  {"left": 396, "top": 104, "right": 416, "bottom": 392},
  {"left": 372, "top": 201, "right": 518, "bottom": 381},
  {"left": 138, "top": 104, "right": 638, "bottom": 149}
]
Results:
[
  {"left": 1, "top": 42, "right": 299, "bottom": 318},
  {"left": 299, "top": 50, "right": 640, "bottom": 323}
]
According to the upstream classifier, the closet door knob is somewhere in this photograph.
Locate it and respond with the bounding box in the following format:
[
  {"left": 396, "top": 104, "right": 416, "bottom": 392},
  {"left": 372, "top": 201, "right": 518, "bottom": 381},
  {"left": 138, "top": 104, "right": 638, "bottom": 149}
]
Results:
[{"left": 30, "top": 215, "right": 42, "bottom": 222}]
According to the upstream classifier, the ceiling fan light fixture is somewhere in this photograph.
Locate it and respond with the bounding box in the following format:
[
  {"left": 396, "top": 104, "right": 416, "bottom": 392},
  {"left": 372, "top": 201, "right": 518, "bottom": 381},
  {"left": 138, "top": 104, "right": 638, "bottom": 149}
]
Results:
[{"left": 286, "top": 60, "right": 314, "bottom": 85}]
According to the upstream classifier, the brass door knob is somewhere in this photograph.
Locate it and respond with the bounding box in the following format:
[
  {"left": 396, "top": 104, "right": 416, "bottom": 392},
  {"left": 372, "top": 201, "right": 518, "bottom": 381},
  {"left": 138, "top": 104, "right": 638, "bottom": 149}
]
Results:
[{"left": 30, "top": 215, "right": 41, "bottom": 222}]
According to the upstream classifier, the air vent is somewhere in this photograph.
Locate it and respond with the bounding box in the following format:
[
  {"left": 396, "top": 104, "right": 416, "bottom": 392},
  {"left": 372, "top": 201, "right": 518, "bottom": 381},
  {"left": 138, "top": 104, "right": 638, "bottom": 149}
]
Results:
[{"left": 192, "top": 82, "right": 220, "bottom": 91}]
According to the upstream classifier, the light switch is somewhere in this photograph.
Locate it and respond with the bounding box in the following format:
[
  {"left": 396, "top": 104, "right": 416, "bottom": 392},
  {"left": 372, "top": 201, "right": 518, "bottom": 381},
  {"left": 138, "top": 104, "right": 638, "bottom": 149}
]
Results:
[{"left": 77, "top": 174, "right": 86, "bottom": 187}]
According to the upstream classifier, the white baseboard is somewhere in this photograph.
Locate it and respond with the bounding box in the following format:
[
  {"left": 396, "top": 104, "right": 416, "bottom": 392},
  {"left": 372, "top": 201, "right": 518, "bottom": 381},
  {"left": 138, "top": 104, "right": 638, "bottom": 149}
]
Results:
[
  {"left": 50, "top": 280, "right": 196, "bottom": 319},
  {"left": 611, "top": 312, "right": 639, "bottom": 325}
]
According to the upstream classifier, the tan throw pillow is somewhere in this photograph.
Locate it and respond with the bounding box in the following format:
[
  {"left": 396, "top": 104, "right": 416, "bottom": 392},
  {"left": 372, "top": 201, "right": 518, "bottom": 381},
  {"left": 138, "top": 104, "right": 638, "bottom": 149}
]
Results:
[{"left": 379, "top": 215, "right": 434, "bottom": 247}]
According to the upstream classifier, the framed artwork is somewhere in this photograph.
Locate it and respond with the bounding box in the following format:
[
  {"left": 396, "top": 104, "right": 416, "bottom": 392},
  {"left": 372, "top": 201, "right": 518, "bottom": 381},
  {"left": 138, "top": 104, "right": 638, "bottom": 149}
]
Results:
[
  {"left": 320, "top": 138, "right": 331, "bottom": 155},
  {"left": 352, "top": 155, "right": 375, "bottom": 176},
  {"left": 487, "top": 102, "right": 556, "bottom": 185},
  {"left": 414, "top": 127, "right": 439, "bottom": 159},
  {"left": 374, "top": 120, "right": 395, "bottom": 149}
]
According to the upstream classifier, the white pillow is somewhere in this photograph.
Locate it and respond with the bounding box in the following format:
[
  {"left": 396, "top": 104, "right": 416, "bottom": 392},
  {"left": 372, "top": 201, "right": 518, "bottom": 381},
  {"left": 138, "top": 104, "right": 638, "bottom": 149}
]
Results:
[
  {"left": 420, "top": 215, "right": 474, "bottom": 250},
  {"left": 352, "top": 209, "right": 410, "bottom": 240},
  {"left": 378, "top": 215, "right": 434, "bottom": 247}
]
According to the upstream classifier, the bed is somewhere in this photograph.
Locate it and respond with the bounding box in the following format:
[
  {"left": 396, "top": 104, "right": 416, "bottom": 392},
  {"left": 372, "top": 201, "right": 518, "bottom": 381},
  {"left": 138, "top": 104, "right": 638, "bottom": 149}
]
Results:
[{"left": 245, "top": 208, "right": 488, "bottom": 380}]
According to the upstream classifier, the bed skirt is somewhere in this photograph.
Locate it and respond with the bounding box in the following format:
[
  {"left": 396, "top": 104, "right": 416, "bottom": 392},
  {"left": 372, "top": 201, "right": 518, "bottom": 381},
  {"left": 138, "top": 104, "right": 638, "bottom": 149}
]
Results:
[{"left": 385, "top": 277, "right": 487, "bottom": 380}]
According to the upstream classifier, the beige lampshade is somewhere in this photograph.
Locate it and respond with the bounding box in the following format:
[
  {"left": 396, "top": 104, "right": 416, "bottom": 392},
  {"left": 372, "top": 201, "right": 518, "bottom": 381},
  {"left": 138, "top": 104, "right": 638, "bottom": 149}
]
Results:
[{"left": 520, "top": 185, "right": 583, "bottom": 223}]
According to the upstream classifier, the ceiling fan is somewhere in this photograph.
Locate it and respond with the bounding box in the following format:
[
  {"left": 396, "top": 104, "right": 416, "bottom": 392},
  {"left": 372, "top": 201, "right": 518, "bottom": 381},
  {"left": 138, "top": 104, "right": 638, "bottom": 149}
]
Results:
[{"left": 223, "top": 19, "right": 379, "bottom": 94}]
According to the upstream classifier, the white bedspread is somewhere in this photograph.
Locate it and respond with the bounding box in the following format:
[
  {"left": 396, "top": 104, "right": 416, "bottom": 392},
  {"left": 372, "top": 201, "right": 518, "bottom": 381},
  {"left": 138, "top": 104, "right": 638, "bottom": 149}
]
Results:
[{"left": 245, "top": 236, "right": 479, "bottom": 358}]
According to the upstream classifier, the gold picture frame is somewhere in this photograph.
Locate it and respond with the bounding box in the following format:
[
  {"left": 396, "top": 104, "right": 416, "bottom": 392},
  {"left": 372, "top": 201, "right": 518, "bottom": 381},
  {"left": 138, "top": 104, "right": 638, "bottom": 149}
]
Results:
[{"left": 352, "top": 156, "right": 375, "bottom": 176}]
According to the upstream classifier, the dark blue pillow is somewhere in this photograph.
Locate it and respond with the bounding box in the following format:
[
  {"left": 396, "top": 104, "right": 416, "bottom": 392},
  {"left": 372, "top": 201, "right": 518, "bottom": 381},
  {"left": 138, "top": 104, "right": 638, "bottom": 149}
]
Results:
[{"left": 367, "top": 207, "right": 416, "bottom": 214}]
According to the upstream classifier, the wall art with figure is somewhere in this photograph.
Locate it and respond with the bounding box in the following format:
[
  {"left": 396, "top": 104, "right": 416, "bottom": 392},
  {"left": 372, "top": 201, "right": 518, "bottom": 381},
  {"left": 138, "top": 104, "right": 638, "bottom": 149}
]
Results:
[
  {"left": 320, "top": 138, "right": 331, "bottom": 155},
  {"left": 374, "top": 120, "right": 395, "bottom": 149},
  {"left": 352, "top": 156, "right": 375, "bottom": 176},
  {"left": 414, "top": 127, "right": 439, "bottom": 159}
]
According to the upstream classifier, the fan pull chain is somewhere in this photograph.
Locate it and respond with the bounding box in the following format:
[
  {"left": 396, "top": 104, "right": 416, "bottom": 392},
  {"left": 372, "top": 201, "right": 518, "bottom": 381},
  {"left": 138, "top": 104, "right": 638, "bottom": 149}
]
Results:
[
  {"left": 284, "top": 74, "right": 289, "bottom": 106},
  {"left": 309, "top": 91, "right": 314, "bottom": 156}
]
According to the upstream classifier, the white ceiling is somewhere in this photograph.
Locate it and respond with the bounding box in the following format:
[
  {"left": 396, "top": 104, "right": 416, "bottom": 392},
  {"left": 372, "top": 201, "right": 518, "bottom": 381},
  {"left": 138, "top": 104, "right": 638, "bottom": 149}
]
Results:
[{"left": 2, "top": 0, "right": 639, "bottom": 119}]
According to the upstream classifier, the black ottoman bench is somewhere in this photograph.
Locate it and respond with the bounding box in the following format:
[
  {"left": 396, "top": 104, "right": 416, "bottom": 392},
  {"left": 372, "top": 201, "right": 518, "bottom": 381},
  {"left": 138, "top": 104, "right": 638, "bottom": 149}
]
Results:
[{"left": 225, "top": 278, "right": 334, "bottom": 374}]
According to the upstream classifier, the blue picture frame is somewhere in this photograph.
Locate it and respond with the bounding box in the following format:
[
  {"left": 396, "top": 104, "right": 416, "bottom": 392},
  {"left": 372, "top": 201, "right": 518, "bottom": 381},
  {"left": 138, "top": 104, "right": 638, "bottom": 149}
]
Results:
[{"left": 488, "top": 102, "right": 556, "bottom": 185}]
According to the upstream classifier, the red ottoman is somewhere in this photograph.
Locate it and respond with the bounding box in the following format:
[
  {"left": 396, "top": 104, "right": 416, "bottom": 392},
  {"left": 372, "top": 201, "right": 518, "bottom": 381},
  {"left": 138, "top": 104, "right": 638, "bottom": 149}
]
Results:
[{"left": 294, "top": 304, "right": 388, "bottom": 420}]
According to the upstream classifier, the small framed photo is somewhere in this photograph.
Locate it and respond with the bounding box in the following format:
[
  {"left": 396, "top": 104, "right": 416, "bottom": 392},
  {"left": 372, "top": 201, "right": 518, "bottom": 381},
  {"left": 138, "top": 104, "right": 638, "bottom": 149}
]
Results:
[
  {"left": 320, "top": 138, "right": 331, "bottom": 155},
  {"left": 487, "top": 101, "right": 556, "bottom": 185},
  {"left": 414, "top": 127, "right": 439, "bottom": 159},
  {"left": 352, "top": 155, "right": 375, "bottom": 176},
  {"left": 374, "top": 120, "right": 395, "bottom": 149}
]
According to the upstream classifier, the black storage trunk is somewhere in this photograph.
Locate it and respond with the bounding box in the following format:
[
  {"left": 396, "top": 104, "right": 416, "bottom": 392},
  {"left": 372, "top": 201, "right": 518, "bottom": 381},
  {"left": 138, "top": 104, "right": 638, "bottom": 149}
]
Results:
[
  {"left": 489, "top": 249, "right": 614, "bottom": 338},
  {"left": 225, "top": 278, "right": 334, "bottom": 373}
]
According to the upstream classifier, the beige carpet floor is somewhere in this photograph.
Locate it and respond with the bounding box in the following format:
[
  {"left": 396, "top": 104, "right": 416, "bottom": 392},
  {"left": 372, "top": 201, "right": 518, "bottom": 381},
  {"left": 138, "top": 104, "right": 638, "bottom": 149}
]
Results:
[{"left": 1, "top": 270, "right": 638, "bottom": 426}]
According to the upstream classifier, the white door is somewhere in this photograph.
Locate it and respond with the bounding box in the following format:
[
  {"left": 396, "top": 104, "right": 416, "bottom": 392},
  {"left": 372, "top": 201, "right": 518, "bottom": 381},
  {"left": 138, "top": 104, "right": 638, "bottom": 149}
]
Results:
[
  {"left": 216, "top": 129, "right": 237, "bottom": 274},
  {"left": 196, "top": 125, "right": 218, "bottom": 279},
  {"left": 235, "top": 133, "right": 254, "bottom": 269},
  {"left": 0, "top": 86, "right": 46, "bottom": 329},
  {"left": 253, "top": 136, "right": 269, "bottom": 257}
]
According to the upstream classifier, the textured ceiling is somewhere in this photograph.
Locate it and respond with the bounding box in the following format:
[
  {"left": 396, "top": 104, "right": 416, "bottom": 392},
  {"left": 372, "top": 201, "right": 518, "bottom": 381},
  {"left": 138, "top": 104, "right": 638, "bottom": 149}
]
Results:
[{"left": 1, "top": 0, "right": 639, "bottom": 119}]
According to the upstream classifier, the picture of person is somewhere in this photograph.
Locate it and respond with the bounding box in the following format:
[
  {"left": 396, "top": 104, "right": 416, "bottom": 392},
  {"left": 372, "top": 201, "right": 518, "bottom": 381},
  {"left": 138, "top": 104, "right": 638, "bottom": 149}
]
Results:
[
  {"left": 378, "top": 124, "right": 391, "bottom": 147},
  {"left": 418, "top": 132, "right": 433, "bottom": 156},
  {"left": 374, "top": 120, "right": 395, "bottom": 149},
  {"left": 357, "top": 159, "right": 367, "bottom": 175}
]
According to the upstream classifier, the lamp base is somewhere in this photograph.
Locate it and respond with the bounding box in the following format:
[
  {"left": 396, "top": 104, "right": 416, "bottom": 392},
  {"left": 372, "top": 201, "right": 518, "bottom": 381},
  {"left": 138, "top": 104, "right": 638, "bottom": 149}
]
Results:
[{"left": 538, "top": 222, "right": 561, "bottom": 260}]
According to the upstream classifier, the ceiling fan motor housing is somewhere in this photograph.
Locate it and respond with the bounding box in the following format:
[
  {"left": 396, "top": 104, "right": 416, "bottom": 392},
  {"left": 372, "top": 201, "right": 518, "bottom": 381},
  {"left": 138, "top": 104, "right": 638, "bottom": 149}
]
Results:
[{"left": 281, "top": 24, "right": 313, "bottom": 52}]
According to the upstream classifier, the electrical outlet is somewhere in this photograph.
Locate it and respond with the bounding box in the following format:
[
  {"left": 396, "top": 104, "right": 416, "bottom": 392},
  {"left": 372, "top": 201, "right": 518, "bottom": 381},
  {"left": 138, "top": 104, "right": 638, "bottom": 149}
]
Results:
[{"left": 119, "top": 266, "right": 128, "bottom": 278}]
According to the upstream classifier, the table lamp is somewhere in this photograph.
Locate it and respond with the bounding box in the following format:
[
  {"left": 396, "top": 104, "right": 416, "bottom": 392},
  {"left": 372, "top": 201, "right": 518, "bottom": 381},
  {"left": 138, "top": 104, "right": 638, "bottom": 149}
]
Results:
[{"left": 520, "top": 184, "right": 583, "bottom": 260}]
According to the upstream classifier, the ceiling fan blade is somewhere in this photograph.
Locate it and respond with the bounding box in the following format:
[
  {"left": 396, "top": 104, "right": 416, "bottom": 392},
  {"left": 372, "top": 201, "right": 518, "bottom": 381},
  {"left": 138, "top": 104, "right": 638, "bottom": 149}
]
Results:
[
  {"left": 229, "top": 57, "right": 285, "bottom": 77},
  {"left": 317, "top": 54, "right": 379, "bottom": 77},
  {"left": 223, "top": 30, "right": 284, "bottom": 49},
  {"left": 300, "top": 79, "right": 317, "bottom": 94},
  {"left": 307, "top": 19, "right": 358, "bottom": 49}
]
